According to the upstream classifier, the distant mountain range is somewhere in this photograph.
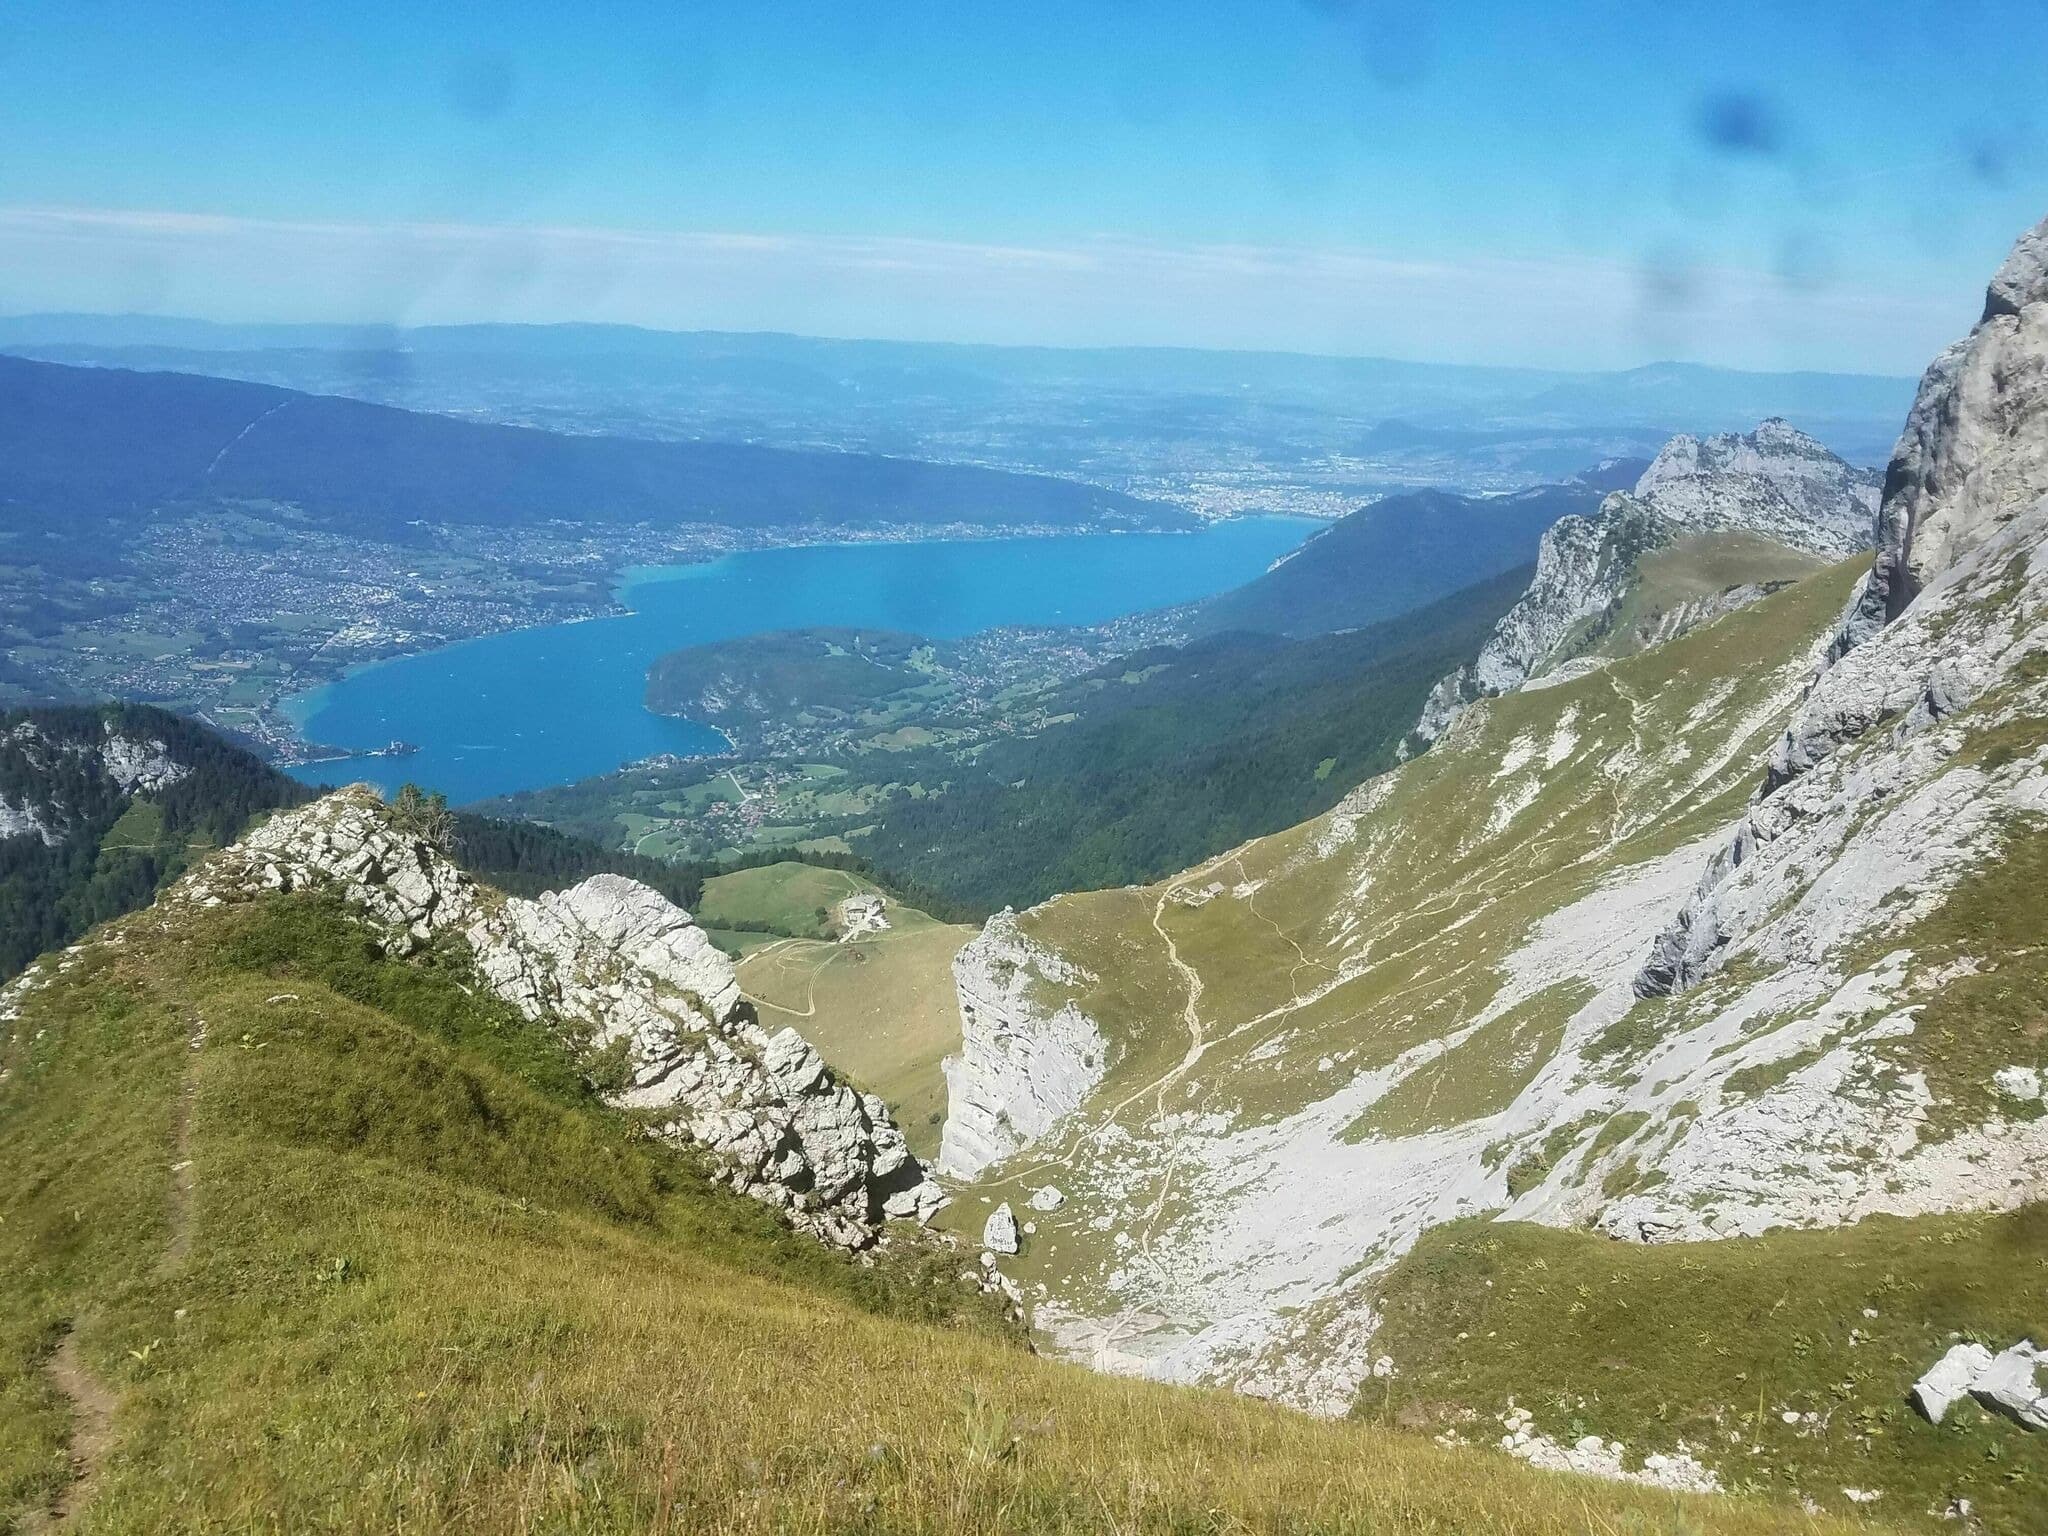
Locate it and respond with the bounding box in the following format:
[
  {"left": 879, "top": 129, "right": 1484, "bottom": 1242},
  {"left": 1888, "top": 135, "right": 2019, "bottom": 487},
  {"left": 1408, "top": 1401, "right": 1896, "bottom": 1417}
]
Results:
[
  {"left": 0, "top": 352, "right": 1171, "bottom": 544},
  {"left": 0, "top": 314, "right": 1917, "bottom": 488}
]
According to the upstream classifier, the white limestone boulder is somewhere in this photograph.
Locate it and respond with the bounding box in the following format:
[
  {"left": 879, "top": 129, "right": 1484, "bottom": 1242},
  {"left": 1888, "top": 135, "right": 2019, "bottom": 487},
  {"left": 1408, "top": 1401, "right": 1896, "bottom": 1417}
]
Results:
[
  {"left": 983, "top": 1202, "right": 1021, "bottom": 1255},
  {"left": 1911, "top": 1342, "right": 1995, "bottom": 1423},
  {"left": 1971, "top": 1341, "right": 2048, "bottom": 1430}
]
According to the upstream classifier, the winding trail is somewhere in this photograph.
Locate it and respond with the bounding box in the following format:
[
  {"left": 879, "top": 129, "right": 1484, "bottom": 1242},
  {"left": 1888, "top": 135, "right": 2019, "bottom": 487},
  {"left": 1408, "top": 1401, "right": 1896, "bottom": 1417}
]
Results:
[
  {"left": 30, "top": 1334, "right": 117, "bottom": 1533},
  {"left": 739, "top": 939, "right": 847, "bottom": 1019},
  {"left": 32, "top": 1011, "right": 204, "bottom": 1528}
]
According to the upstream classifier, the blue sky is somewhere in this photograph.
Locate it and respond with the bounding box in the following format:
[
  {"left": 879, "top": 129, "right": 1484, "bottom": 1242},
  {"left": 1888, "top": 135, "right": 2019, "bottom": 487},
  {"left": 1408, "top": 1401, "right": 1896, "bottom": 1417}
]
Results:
[{"left": 0, "top": 1, "right": 2042, "bottom": 371}]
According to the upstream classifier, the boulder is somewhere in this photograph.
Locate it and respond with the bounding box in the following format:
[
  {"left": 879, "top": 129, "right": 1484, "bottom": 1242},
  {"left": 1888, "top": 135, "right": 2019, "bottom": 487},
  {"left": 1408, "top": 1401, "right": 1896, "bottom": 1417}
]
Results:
[
  {"left": 1994, "top": 1065, "right": 2043, "bottom": 1102},
  {"left": 1911, "top": 1342, "right": 1994, "bottom": 1423},
  {"left": 1971, "top": 1341, "right": 2048, "bottom": 1430},
  {"left": 983, "top": 1202, "right": 1021, "bottom": 1255},
  {"left": 1029, "top": 1184, "right": 1066, "bottom": 1212}
]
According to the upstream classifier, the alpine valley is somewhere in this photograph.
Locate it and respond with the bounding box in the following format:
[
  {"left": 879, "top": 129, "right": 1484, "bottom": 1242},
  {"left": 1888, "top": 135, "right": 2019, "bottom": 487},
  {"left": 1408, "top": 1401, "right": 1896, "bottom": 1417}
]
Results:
[{"left": 4, "top": 218, "right": 2047, "bottom": 1536}]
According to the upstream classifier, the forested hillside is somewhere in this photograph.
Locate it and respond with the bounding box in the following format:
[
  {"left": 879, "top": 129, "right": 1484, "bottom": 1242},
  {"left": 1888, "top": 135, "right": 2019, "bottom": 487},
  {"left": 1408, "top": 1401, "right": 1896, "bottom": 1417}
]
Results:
[
  {"left": 0, "top": 704, "right": 881, "bottom": 978},
  {"left": 857, "top": 565, "right": 1530, "bottom": 908},
  {"left": 1188, "top": 482, "right": 1598, "bottom": 636},
  {"left": 0, "top": 705, "right": 313, "bottom": 976}
]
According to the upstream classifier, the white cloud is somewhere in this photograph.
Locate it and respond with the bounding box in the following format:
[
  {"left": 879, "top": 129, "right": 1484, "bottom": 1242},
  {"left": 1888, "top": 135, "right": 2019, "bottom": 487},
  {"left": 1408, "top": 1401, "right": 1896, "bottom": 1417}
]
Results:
[{"left": 0, "top": 204, "right": 1962, "bottom": 372}]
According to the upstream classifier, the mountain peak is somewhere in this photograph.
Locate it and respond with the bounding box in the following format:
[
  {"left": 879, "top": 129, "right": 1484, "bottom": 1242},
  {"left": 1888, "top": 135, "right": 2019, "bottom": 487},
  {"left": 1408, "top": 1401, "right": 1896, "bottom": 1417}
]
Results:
[{"left": 1985, "top": 212, "right": 2048, "bottom": 321}]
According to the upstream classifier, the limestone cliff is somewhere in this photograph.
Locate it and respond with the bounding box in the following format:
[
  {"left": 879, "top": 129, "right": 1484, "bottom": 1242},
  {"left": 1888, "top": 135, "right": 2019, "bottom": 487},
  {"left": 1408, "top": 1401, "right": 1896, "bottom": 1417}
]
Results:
[
  {"left": 1640, "top": 212, "right": 2048, "bottom": 997},
  {"left": 181, "top": 787, "right": 946, "bottom": 1247},
  {"left": 0, "top": 716, "right": 194, "bottom": 846},
  {"left": 939, "top": 911, "right": 1110, "bottom": 1179},
  {"left": 1412, "top": 421, "right": 1878, "bottom": 747}
]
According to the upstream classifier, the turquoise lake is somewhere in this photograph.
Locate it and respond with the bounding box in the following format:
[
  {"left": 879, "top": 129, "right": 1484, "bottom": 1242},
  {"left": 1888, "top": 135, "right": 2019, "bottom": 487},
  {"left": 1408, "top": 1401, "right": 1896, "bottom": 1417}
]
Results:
[{"left": 285, "top": 517, "right": 1315, "bottom": 805}]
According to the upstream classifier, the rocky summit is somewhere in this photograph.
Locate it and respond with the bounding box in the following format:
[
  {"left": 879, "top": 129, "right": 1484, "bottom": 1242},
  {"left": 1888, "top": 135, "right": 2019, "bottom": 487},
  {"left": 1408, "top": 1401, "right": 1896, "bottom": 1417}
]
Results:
[
  {"left": 1411, "top": 419, "right": 1880, "bottom": 747},
  {"left": 179, "top": 787, "right": 947, "bottom": 1246}
]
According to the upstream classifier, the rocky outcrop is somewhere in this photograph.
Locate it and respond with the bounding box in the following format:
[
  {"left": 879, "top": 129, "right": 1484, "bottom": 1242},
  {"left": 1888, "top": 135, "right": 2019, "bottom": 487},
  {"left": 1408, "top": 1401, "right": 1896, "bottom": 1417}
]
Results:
[
  {"left": 1631, "top": 417, "right": 1879, "bottom": 559},
  {"left": 181, "top": 787, "right": 946, "bottom": 1247},
  {"left": 1914, "top": 1341, "right": 2048, "bottom": 1430},
  {"left": 939, "top": 911, "right": 1110, "bottom": 1179},
  {"left": 0, "top": 719, "right": 193, "bottom": 843},
  {"left": 1850, "top": 215, "right": 2048, "bottom": 646},
  {"left": 1411, "top": 496, "right": 1671, "bottom": 743},
  {"left": 1639, "top": 216, "right": 2048, "bottom": 997},
  {"left": 1413, "top": 421, "right": 1878, "bottom": 747},
  {"left": 0, "top": 796, "right": 56, "bottom": 846}
]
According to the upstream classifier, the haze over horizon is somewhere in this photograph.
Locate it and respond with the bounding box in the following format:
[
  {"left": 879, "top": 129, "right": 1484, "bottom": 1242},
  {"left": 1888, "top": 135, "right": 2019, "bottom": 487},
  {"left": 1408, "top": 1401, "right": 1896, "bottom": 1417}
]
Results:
[{"left": 2, "top": 1, "right": 2043, "bottom": 374}]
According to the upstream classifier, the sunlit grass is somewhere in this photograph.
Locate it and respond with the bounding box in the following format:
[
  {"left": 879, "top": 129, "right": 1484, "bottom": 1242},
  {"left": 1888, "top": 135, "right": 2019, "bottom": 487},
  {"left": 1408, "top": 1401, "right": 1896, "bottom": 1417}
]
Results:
[{"left": 0, "top": 893, "right": 1870, "bottom": 1533}]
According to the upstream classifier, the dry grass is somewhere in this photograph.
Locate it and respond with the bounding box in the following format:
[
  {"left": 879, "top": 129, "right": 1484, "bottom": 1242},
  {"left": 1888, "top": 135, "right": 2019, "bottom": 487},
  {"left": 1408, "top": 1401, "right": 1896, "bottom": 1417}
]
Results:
[
  {"left": 0, "top": 894, "right": 1872, "bottom": 1535},
  {"left": 737, "top": 909, "right": 973, "bottom": 1158}
]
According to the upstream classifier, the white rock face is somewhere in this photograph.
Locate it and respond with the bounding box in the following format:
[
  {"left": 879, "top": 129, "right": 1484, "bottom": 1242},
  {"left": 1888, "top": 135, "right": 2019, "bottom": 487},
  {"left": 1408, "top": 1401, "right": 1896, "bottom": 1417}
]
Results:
[
  {"left": 98, "top": 734, "right": 191, "bottom": 793},
  {"left": 1851, "top": 213, "right": 2048, "bottom": 644},
  {"left": 1412, "top": 498, "right": 1671, "bottom": 745},
  {"left": 940, "top": 911, "right": 1110, "bottom": 1179},
  {"left": 0, "top": 796, "right": 56, "bottom": 845},
  {"left": 1414, "top": 421, "right": 1876, "bottom": 746},
  {"left": 0, "top": 720, "right": 193, "bottom": 845},
  {"left": 1631, "top": 418, "right": 1880, "bottom": 558},
  {"left": 1640, "top": 217, "right": 2048, "bottom": 996},
  {"left": 180, "top": 787, "right": 946, "bottom": 1248},
  {"left": 1912, "top": 1342, "right": 1996, "bottom": 1423}
]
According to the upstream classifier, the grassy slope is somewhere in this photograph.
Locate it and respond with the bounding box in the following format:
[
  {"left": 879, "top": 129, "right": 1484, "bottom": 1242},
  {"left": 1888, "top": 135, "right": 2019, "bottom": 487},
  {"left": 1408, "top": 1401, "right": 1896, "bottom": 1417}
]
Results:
[
  {"left": 939, "top": 551, "right": 2048, "bottom": 1528},
  {"left": 860, "top": 563, "right": 1536, "bottom": 913},
  {"left": 941, "top": 564, "right": 1868, "bottom": 1368},
  {"left": 0, "top": 892, "right": 1861, "bottom": 1535},
  {"left": 1366, "top": 1210, "right": 2048, "bottom": 1530},
  {"left": 719, "top": 862, "right": 972, "bottom": 1160},
  {"left": 696, "top": 860, "right": 878, "bottom": 938},
  {"left": 1007, "top": 558, "right": 1871, "bottom": 1140},
  {"left": 1587, "top": 533, "right": 1827, "bottom": 665}
]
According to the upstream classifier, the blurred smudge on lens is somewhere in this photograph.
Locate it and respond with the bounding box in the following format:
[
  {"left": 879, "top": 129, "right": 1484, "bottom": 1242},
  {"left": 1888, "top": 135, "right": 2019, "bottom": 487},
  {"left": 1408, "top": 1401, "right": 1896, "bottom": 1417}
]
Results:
[
  {"left": 1361, "top": 2, "right": 1435, "bottom": 89},
  {"left": 1693, "top": 90, "right": 1784, "bottom": 157},
  {"left": 1774, "top": 232, "right": 1834, "bottom": 292},
  {"left": 446, "top": 51, "right": 515, "bottom": 124}
]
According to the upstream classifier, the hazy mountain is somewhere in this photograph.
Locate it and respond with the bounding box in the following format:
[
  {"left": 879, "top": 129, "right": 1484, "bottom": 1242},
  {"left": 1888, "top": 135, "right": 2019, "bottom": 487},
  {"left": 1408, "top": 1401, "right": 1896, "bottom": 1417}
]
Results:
[
  {"left": 0, "top": 353, "right": 1175, "bottom": 543},
  {"left": 0, "top": 317, "right": 1915, "bottom": 497},
  {"left": 1187, "top": 483, "right": 1602, "bottom": 638}
]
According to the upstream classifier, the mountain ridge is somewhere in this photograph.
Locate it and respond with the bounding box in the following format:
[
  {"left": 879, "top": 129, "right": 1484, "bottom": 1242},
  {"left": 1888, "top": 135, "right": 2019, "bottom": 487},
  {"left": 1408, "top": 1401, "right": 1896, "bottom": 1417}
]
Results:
[
  {"left": 1410, "top": 419, "right": 1880, "bottom": 746},
  {"left": 915, "top": 215, "right": 2048, "bottom": 1523}
]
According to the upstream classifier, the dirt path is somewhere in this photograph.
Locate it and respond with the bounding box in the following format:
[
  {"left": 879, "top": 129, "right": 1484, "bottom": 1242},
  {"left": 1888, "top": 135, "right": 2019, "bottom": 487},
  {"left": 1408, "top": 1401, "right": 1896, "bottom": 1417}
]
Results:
[
  {"left": 739, "top": 940, "right": 845, "bottom": 1018},
  {"left": 28, "top": 1332, "right": 117, "bottom": 1532},
  {"left": 31, "top": 1014, "right": 203, "bottom": 1527}
]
